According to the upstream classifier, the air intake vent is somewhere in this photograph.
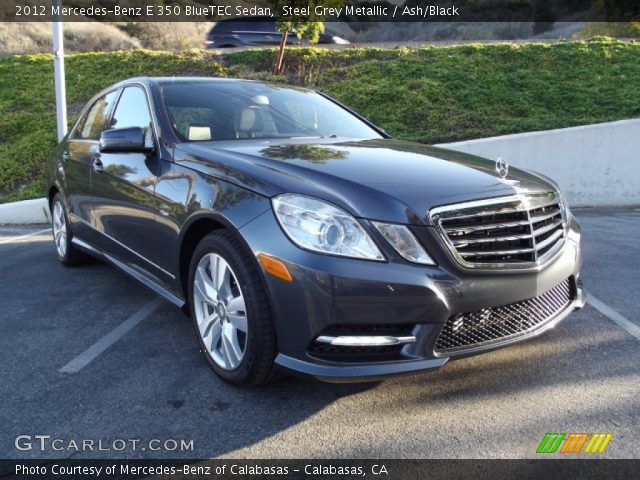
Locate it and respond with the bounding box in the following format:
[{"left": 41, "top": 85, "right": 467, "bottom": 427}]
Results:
[
  {"left": 430, "top": 193, "right": 566, "bottom": 269},
  {"left": 434, "top": 278, "right": 573, "bottom": 355}
]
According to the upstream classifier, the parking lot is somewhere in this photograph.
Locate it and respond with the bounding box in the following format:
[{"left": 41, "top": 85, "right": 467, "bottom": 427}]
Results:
[{"left": 1, "top": 209, "right": 638, "bottom": 459}]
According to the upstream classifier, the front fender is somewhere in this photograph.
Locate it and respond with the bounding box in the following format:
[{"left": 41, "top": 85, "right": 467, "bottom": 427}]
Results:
[{"left": 155, "top": 161, "right": 271, "bottom": 295}]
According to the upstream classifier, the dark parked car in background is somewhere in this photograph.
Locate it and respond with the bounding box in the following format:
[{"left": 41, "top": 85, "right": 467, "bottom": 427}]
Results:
[
  {"left": 48, "top": 77, "right": 585, "bottom": 386},
  {"left": 205, "top": 17, "right": 350, "bottom": 48}
]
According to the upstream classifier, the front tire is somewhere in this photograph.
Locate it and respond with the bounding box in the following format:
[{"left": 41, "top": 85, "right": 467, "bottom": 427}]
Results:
[
  {"left": 51, "top": 194, "right": 91, "bottom": 266},
  {"left": 188, "top": 230, "right": 278, "bottom": 386}
]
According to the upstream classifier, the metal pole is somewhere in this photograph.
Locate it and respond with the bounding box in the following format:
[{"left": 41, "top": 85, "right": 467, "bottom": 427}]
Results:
[{"left": 52, "top": 1, "right": 67, "bottom": 141}]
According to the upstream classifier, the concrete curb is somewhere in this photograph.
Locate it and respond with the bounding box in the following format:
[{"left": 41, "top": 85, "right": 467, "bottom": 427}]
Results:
[{"left": 0, "top": 198, "right": 51, "bottom": 225}]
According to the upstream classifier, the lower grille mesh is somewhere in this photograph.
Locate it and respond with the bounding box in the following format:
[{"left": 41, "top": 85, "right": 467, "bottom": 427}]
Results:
[{"left": 434, "top": 278, "right": 573, "bottom": 355}]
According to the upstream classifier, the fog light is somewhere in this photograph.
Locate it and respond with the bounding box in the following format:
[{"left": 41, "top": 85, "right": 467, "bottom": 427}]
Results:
[{"left": 316, "top": 335, "right": 416, "bottom": 346}]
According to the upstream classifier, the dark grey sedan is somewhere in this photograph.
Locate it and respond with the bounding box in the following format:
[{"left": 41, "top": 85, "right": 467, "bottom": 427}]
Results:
[
  {"left": 48, "top": 77, "right": 585, "bottom": 385},
  {"left": 205, "top": 17, "right": 350, "bottom": 49}
]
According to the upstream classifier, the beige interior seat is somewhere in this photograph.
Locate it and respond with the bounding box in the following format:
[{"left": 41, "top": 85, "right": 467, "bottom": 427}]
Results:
[
  {"left": 235, "top": 107, "right": 263, "bottom": 138},
  {"left": 187, "top": 123, "right": 212, "bottom": 141}
]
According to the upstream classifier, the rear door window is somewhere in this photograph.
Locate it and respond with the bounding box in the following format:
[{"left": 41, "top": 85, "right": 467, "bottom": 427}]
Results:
[
  {"left": 232, "top": 22, "right": 250, "bottom": 32},
  {"left": 254, "top": 21, "right": 276, "bottom": 32},
  {"left": 211, "top": 22, "right": 231, "bottom": 35}
]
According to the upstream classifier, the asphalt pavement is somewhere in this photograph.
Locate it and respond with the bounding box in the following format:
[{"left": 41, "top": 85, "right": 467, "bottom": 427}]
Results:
[{"left": 0, "top": 209, "right": 638, "bottom": 459}]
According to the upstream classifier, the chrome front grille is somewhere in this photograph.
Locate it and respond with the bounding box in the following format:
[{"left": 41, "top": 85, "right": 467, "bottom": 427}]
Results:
[
  {"left": 430, "top": 193, "right": 566, "bottom": 269},
  {"left": 434, "top": 278, "right": 573, "bottom": 355}
]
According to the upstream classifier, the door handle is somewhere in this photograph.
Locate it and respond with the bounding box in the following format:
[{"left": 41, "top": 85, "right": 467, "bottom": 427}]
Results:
[{"left": 92, "top": 157, "right": 104, "bottom": 173}]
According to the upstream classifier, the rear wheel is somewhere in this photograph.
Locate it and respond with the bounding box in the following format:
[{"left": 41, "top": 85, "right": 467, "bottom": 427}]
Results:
[
  {"left": 51, "top": 194, "right": 91, "bottom": 266},
  {"left": 188, "top": 230, "right": 279, "bottom": 385}
]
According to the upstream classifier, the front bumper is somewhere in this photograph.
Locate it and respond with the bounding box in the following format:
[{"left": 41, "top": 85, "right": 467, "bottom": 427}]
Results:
[{"left": 239, "top": 210, "right": 584, "bottom": 382}]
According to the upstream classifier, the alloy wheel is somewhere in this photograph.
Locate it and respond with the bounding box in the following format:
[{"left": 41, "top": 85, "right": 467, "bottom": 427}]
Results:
[
  {"left": 52, "top": 201, "right": 67, "bottom": 258},
  {"left": 193, "top": 253, "right": 248, "bottom": 370}
]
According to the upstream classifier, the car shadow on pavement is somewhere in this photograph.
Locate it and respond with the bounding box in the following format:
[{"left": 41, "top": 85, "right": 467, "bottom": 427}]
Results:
[{"left": 2, "top": 232, "right": 638, "bottom": 459}]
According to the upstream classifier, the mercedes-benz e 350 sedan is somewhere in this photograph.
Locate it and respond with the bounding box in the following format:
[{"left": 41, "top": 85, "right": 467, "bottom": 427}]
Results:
[{"left": 48, "top": 78, "right": 585, "bottom": 385}]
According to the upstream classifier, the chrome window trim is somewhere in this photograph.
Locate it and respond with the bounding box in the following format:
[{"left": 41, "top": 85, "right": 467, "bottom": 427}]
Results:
[{"left": 429, "top": 193, "right": 567, "bottom": 271}]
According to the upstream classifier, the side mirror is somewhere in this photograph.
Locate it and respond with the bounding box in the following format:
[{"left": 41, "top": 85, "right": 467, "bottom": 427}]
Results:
[{"left": 99, "top": 127, "right": 150, "bottom": 153}]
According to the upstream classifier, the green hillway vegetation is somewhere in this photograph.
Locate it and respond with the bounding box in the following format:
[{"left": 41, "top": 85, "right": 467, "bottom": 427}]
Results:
[{"left": 1, "top": 39, "right": 639, "bottom": 203}]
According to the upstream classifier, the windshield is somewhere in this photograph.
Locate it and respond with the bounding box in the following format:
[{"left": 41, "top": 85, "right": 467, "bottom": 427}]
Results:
[{"left": 160, "top": 81, "right": 382, "bottom": 142}]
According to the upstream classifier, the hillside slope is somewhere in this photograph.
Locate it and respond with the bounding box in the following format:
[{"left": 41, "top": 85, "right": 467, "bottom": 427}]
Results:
[{"left": 1, "top": 40, "right": 638, "bottom": 202}]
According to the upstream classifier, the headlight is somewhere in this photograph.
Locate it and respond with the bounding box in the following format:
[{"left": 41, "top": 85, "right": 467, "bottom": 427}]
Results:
[
  {"left": 372, "top": 222, "right": 436, "bottom": 265},
  {"left": 272, "top": 194, "right": 384, "bottom": 261}
]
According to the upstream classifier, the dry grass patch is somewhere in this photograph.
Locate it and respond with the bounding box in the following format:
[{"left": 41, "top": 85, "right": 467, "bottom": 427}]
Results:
[{"left": 0, "top": 22, "right": 140, "bottom": 56}]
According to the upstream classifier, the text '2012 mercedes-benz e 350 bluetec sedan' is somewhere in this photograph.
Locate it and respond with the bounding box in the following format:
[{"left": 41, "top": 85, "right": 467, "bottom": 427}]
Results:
[{"left": 48, "top": 77, "right": 585, "bottom": 385}]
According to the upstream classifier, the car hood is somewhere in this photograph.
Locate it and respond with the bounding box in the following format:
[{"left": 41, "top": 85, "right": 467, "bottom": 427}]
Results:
[{"left": 174, "top": 138, "right": 556, "bottom": 226}]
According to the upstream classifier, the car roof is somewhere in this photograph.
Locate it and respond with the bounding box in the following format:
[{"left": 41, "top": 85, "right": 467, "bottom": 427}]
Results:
[
  {"left": 216, "top": 16, "right": 273, "bottom": 23},
  {"left": 110, "top": 77, "right": 265, "bottom": 88}
]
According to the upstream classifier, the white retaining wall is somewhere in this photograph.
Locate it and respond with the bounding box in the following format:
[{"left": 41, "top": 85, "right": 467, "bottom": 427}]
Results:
[
  {"left": 0, "top": 198, "right": 50, "bottom": 225},
  {"left": 439, "top": 119, "right": 640, "bottom": 207}
]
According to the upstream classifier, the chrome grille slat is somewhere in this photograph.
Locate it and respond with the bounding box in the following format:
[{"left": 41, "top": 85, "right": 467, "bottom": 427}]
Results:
[
  {"left": 532, "top": 219, "right": 563, "bottom": 237},
  {"left": 531, "top": 209, "right": 562, "bottom": 224},
  {"left": 460, "top": 247, "right": 536, "bottom": 257},
  {"left": 446, "top": 219, "right": 532, "bottom": 234},
  {"left": 438, "top": 205, "right": 524, "bottom": 222},
  {"left": 526, "top": 198, "right": 564, "bottom": 211},
  {"left": 430, "top": 194, "right": 567, "bottom": 269},
  {"left": 434, "top": 278, "right": 573, "bottom": 355},
  {"left": 452, "top": 233, "right": 532, "bottom": 245},
  {"left": 536, "top": 229, "right": 564, "bottom": 251}
]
